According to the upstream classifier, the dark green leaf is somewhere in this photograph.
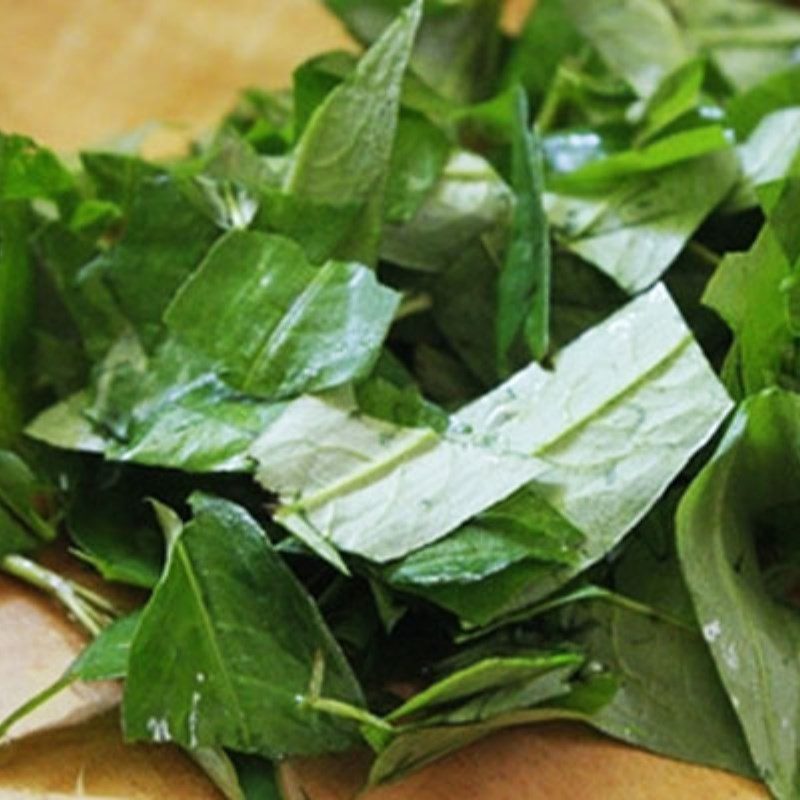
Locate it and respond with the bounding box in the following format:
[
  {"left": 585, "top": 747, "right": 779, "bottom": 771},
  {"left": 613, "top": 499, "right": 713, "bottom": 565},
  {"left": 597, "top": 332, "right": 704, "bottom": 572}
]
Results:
[
  {"left": 678, "top": 390, "right": 800, "bottom": 797},
  {"left": 497, "top": 87, "right": 551, "bottom": 370},
  {"left": 165, "top": 231, "right": 400, "bottom": 400},
  {"left": 123, "top": 494, "right": 365, "bottom": 757},
  {"left": 95, "top": 175, "right": 219, "bottom": 346},
  {"left": 551, "top": 593, "right": 756, "bottom": 777},
  {"left": 286, "top": 0, "right": 422, "bottom": 264}
]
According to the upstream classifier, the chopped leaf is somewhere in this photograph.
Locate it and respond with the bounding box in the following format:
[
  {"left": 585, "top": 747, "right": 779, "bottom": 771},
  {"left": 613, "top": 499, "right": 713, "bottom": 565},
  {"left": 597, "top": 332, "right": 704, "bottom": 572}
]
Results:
[
  {"left": 497, "top": 87, "right": 551, "bottom": 370},
  {"left": 94, "top": 174, "right": 220, "bottom": 346},
  {"left": 165, "top": 230, "right": 400, "bottom": 400},
  {"left": 286, "top": 0, "right": 422, "bottom": 264},
  {"left": 123, "top": 494, "right": 365, "bottom": 757},
  {"left": 548, "top": 150, "right": 739, "bottom": 293},
  {"left": 252, "top": 285, "right": 729, "bottom": 569},
  {"left": 561, "top": 0, "right": 690, "bottom": 97},
  {"left": 678, "top": 390, "right": 800, "bottom": 797}
]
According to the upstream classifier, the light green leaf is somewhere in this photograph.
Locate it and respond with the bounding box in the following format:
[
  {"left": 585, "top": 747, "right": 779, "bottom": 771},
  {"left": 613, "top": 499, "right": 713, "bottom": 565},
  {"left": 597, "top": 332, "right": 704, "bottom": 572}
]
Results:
[
  {"left": 123, "top": 493, "right": 365, "bottom": 758},
  {"left": 678, "top": 390, "right": 800, "bottom": 797},
  {"left": 551, "top": 125, "right": 730, "bottom": 192},
  {"left": 368, "top": 673, "right": 612, "bottom": 785},
  {"left": 380, "top": 149, "right": 513, "bottom": 273},
  {"left": 252, "top": 285, "right": 730, "bottom": 567},
  {"left": 703, "top": 224, "right": 797, "bottom": 399},
  {"left": 547, "top": 149, "right": 739, "bottom": 293},
  {"left": 729, "top": 108, "right": 800, "bottom": 211},
  {"left": 561, "top": 0, "right": 691, "bottom": 97},
  {"left": 386, "top": 653, "right": 582, "bottom": 723},
  {"left": 637, "top": 58, "right": 707, "bottom": 143},
  {"left": 669, "top": 0, "right": 800, "bottom": 91},
  {"left": 0, "top": 133, "right": 74, "bottom": 200},
  {"left": 727, "top": 65, "right": 800, "bottom": 138},
  {"left": 25, "top": 390, "right": 108, "bottom": 456}
]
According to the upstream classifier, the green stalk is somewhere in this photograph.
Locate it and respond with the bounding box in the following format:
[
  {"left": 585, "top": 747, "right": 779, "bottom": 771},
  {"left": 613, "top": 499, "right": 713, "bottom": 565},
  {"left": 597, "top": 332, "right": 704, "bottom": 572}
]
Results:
[{"left": 1, "top": 554, "right": 117, "bottom": 637}]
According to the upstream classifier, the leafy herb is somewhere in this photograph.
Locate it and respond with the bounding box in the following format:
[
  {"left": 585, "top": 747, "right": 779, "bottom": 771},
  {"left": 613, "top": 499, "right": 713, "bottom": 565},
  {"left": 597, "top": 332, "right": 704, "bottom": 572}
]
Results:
[{"left": 3, "top": 0, "right": 800, "bottom": 796}]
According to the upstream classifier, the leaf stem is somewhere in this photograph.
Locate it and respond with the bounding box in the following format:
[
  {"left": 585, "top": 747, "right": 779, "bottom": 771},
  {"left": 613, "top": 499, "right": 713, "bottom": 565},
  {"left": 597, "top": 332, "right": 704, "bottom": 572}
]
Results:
[
  {"left": 395, "top": 292, "right": 433, "bottom": 322},
  {"left": 302, "top": 696, "right": 393, "bottom": 732},
  {"left": 0, "top": 554, "right": 117, "bottom": 637},
  {"left": 535, "top": 67, "right": 570, "bottom": 134},
  {"left": 687, "top": 240, "right": 723, "bottom": 268}
]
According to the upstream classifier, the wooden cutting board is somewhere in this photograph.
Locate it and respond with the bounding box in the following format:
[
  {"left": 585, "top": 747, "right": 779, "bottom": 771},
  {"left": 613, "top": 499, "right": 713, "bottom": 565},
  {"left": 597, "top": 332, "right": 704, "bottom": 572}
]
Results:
[{"left": 0, "top": 1, "right": 770, "bottom": 797}]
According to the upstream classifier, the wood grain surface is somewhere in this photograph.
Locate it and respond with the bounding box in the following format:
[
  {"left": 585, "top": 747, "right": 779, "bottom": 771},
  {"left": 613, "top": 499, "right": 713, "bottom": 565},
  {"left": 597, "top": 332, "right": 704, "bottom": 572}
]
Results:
[{"left": 0, "top": 1, "right": 771, "bottom": 797}]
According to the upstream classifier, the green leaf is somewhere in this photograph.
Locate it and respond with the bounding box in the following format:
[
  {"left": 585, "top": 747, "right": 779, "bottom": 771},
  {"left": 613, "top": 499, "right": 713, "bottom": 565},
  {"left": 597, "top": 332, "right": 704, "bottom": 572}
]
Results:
[
  {"left": 703, "top": 224, "right": 798, "bottom": 399},
  {"left": 727, "top": 65, "right": 800, "bottom": 138},
  {"left": 165, "top": 230, "right": 400, "bottom": 400},
  {"left": 35, "top": 220, "right": 127, "bottom": 360},
  {"left": 67, "top": 480, "right": 163, "bottom": 590},
  {"left": 252, "top": 285, "right": 730, "bottom": 567},
  {"left": 0, "top": 204, "right": 34, "bottom": 445},
  {"left": 608, "top": 492, "right": 697, "bottom": 627},
  {"left": 384, "top": 112, "right": 451, "bottom": 224},
  {"left": 668, "top": 0, "right": 800, "bottom": 91},
  {"left": 102, "top": 337, "right": 286, "bottom": 472},
  {"left": 551, "top": 125, "right": 730, "bottom": 192},
  {"left": 0, "top": 611, "right": 141, "bottom": 739},
  {"left": 354, "top": 354, "right": 449, "bottom": 432},
  {"left": 547, "top": 149, "right": 739, "bottom": 293},
  {"left": 501, "top": 0, "right": 582, "bottom": 100},
  {"left": 323, "top": 0, "right": 502, "bottom": 103},
  {"left": 286, "top": 0, "right": 422, "bottom": 264},
  {"left": 383, "top": 487, "right": 583, "bottom": 590},
  {"left": 433, "top": 239, "right": 501, "bottom": 385},
  {"left": 253, "top": 189, "right": 363, "bottom": 266},
  {"left": 677, "top": 390, "right": 800, "bottom": 797},
  {"left": 231, "top": 754, "right": 283, "bottom": 800},
  {"left": 497, "top": 87, "right": 551, "bottom": 370},
  {"left": 0, "top": 133, "right": 74, "bottom": 200},
  {"left": 386, "top": 652, "right": 583, "bottom": 723},
  {"left": 552, "top": 593, "right": 756, "bottom": 777},
  {"left": 0, "top": 449, "right": 57, "bottom": 560},
  {"left": 95, "top": 174, "right": 219, "bottom": 346},
  {"left": 561, "top": 0, "right": 690, "bottom": 97},
  {"left": 122, "top": 493, "right": 365, "bottom": 758},
  {"left": 637, "top": 58, "right": 707, "bottom": 143},
  {"left": 0, "top": 450, "right": 57, "bottom": 544},
  {"left": 381, "top": 149, "right": 513, "bottom": 273},
  {"left": 24, "top": 390, "right": 108, "bottom": 456},
  {"left": 27, "top": 334, "right": 286, "bottom": 473},
  {"left": 80, "top": 151, "right": 164, "bottom": 212},
  {"left": 728, "top": 108, "right": 800, "bottom": 212},
  {"left": 368, "top": 675, "right": 612, "bottom": 785}
]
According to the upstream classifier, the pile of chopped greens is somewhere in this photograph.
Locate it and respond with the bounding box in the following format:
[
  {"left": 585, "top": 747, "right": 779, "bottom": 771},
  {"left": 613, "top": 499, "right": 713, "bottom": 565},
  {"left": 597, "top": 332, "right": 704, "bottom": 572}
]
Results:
[{"left": 3, "top": 0, "right": 800, "bottom": 796}]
